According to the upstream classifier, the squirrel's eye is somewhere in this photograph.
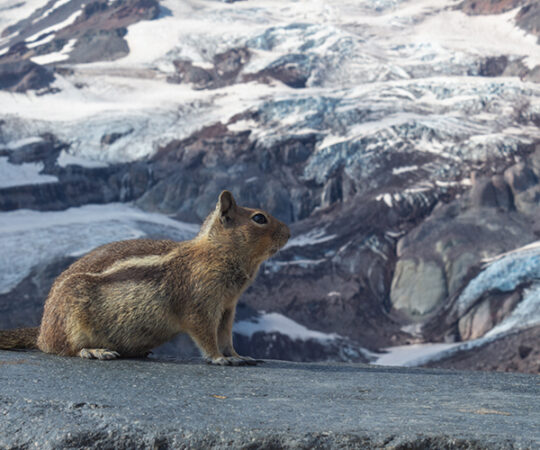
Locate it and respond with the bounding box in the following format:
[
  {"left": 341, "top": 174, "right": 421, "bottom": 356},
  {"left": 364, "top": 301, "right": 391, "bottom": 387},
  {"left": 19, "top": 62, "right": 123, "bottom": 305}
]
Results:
[{"left": 252, "top": 213, "right": 268, "bottom": 224}]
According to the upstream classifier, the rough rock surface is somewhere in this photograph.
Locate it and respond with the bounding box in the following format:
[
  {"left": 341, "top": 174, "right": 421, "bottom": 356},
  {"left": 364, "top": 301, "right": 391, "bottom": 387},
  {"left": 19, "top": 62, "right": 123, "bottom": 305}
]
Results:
[
  {"left": 0, "top": 351, "right": 538, "bottom": 449},
  {"left": 0, "top": 59, "right": 54, "bottom": 92}
]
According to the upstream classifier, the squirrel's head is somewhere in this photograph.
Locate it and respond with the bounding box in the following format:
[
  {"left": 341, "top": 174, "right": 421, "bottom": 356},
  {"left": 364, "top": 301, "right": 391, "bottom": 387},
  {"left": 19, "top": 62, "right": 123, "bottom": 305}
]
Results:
[{"left": 200, "top": 190, "right": 291, "bottom": 264}]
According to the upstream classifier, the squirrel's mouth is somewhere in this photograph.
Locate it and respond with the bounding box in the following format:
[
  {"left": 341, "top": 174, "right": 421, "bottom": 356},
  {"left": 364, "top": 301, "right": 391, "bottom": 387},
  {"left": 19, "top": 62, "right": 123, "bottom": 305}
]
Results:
[
  {"left": 270, "top": 235, "right": 289, "bottom": 255},
  {"left": 270, "top": 227, "right": 290, "bottom": 256}
]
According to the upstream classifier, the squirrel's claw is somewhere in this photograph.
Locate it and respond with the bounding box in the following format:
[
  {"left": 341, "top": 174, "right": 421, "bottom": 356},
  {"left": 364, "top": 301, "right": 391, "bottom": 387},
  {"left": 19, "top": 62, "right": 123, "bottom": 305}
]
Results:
[{"left": 79, "top": 348, "right": 120, "bottom": 360}]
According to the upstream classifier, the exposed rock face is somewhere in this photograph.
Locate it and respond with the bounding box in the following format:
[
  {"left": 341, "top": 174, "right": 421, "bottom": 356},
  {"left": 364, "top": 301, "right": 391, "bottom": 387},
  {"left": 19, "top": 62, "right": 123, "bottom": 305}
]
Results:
[
  {"left": 0, "top": 160, "right": 153, "bottom": 211},
  {"left": 67, "top": 28, "right": 130, "bottom": 63},
  {"left": 389, "top": 201, "right": 536, "bottom": 323},
  {"left": 248, "top": 54, "right": 314, "bottom": 88},
  {"left": 0, "top": 59, "right": 54, "bottom": 92},
  {"left": 167, "top": 48, "right": 314, "bottom": 90},
  {"left": 457, "top": 0, "right": 529, "bottom": 15},
  {"left": 478, "top": 56, "right": 509, "bottom": 77},
  {"left": 137, "top": 122, "right": 323, "bottom": 223},
  {"left": 457, "top": 291, "right": 522, "bottom": 341},
  {"left": 168, "top": 48, "right": 251, "bottom": 90},
  {"left": 516, "top": 3, "right": 540, "bottom": 40},
  {"left": 387, "top": 146, "right": 540, "bottom": 340},
  {"left": 390, "top": 259, "right": 448, "bottom": 319}
]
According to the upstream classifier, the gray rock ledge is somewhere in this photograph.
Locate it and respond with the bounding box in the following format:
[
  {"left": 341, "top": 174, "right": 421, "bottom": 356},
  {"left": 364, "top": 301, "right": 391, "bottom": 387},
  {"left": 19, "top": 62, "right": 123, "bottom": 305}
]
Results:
[{"left": 0, "top": 351, "right": 538, "bottom": 449}]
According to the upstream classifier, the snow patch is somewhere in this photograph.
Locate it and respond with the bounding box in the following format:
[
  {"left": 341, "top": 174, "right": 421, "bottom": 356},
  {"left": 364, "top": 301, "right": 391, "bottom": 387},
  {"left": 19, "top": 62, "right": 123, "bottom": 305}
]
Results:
[
  {"left": 234, "top": 312, "right": 339, "bottom": 342},
  {"left": 374, "top": 342, "right": 461, "bottom": 367},
  {"left": 413, "top": 8, "right": 540, "bottom": 69},
  {"left": 284, "top": 228, "right": 336, "bottom": 249},
  {"left": 457, "top": 241, "right": 540, "bottom": 315},
  {"left": 57, "top": 150, "right": 109, "bottom": 168},
  {"left": 2, "top": 137, "right": 44, "bottom": 150},
  {"left": 376, "top": 193, "right": 394, "bottom": 208},
  {"left": 26, "top": 32, "right": 56, "bottom": 48},
  {"left": 0, "top": 157, "right": 58, "bottom": 188},
  {"left": 27, "top": 8, "right": 83, "bottom": 44},
  {"left": 380, "top": 322, "right": 539, "bottom": 369},
  {"left": 393, "top": 165, "right": 418, "bottom": 175},
  {"left": 31, "top": 38, "right": 76, "bottom": 64},
  {"left": 272, "top": 258, "right": 326, "bottom": 268}
]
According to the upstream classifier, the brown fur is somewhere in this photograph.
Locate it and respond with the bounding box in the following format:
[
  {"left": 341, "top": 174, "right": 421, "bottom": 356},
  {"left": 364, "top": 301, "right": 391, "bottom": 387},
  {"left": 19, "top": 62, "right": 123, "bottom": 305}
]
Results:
[{"left": 0, "top": 191, "right": 290, "bottom": 365}]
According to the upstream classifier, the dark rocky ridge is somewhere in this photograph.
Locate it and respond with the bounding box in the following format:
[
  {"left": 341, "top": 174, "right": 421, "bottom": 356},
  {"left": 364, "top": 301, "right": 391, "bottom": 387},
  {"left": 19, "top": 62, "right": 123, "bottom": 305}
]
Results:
[
  {"left": 457, "top": 0, "right": 530, "bottom": 15},
  {"left": 0, "top": 59, "right": 55, "bottom": 92},
  {"left": 0, "top": 134, "right": 153, "bottom": 211},
  {"left": 0, "top": 351, "right": 538, "bottom": 449},
  {"left": 167, "top": 47, "right": 314, "bottom": 90}
]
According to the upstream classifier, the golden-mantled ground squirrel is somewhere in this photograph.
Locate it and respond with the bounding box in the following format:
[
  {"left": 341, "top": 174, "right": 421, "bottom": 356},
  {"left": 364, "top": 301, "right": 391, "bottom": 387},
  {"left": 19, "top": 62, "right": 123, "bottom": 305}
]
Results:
[{"left": 0, "top": 191, "right": 290, "bottom": 365}]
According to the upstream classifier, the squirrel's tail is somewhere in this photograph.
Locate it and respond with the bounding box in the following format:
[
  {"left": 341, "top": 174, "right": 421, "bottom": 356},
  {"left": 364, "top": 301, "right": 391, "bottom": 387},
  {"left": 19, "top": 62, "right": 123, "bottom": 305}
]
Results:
[{"left": 0, "top": 327, "right": 39, "bottom": 350}]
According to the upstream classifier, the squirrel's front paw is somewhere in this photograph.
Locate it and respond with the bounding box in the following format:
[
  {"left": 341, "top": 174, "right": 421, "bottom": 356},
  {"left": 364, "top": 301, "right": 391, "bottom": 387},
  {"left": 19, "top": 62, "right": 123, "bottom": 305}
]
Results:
[{"left": 79, "top": 348, "right": 120, "bottom": 360}]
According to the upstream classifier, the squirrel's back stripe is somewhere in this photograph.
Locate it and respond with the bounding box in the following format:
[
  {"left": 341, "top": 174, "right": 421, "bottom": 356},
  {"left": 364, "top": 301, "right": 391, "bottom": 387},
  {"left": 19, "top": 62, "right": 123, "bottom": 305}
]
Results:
[
  {"left": 99, "top": 253, "right": 177, "bottom": 277},
  {"left": 54, "top": 251, "right": 179, "bottom": 291}
]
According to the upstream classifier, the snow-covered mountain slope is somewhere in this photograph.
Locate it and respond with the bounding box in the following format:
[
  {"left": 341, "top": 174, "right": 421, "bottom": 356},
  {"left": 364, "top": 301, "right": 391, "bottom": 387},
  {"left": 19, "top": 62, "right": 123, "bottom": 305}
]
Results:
[
  {"left": 0, "top": 0, "right": 539, "bottom": 369},
  {"left": 1, "top": 0, "right": 539, "bottom": 166}
]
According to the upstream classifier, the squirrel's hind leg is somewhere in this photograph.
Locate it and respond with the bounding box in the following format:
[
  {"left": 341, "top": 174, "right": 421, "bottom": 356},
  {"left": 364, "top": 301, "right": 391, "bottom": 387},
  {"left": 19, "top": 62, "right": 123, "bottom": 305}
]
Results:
[{"left": 79, "top": 348, "right": 120, "bottom": 360}]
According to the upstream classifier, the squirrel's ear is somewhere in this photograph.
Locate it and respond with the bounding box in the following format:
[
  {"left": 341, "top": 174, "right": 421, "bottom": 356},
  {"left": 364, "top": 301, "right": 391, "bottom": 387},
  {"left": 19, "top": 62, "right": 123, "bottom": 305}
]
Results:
[{"left": 218, "top": 190, "right": 236, "bottom": 223}]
